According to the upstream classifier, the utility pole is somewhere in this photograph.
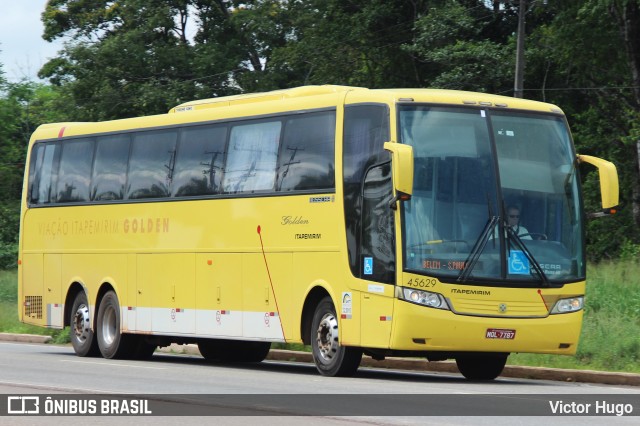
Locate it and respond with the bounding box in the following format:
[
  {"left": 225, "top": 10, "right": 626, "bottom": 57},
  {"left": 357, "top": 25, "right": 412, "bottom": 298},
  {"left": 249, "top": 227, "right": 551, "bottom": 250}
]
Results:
[
  {"left": 512, "top": 0, "right": 548, "bottom": 98},
  {"left": 514, "top": 0, "right": 527, "bottom": 98}
]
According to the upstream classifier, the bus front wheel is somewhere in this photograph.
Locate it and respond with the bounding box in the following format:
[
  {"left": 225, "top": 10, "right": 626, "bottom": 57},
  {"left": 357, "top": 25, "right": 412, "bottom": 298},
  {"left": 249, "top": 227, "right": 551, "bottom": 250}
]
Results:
[
  {"left": 70, "top": 291, "right": 99, "bottom": 357},
  {"left": 455, "top": 353, "right": 508, "bottom": 380},
  {"left": 311, "top": 296, "right": 362, "bottom": 377}
]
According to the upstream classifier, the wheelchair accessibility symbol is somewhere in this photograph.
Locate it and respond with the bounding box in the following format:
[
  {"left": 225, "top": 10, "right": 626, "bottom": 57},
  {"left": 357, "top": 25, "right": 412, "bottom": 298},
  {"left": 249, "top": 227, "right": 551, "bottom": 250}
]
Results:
[
  {"left": 363, "top": 257, "right": 373, "bottom": 275},
  {"left": 509, "top": 250, "right": 530, "bottom": 275}
]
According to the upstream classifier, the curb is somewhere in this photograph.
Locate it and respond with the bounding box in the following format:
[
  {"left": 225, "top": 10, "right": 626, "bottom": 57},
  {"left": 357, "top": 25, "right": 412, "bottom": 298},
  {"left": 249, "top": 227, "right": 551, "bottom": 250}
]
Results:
[
  {"left": 0, "top": 333, "right": 52, "bottom": 344},
  {"left": 159, "top": 343, "right": 640, "bottom": 387}
]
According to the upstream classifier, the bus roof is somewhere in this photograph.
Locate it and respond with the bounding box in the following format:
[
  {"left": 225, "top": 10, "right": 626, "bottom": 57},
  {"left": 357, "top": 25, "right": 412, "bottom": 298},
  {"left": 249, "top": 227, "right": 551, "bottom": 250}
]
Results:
[
  {"left": 30, "top": 86, "right": 565, "bottom": 142},
  {"left": 169, "top": 85, "right": 565, "bottom": 115},
  {"left": 168, "top": 85, "right": 361, "bottom": 113}
]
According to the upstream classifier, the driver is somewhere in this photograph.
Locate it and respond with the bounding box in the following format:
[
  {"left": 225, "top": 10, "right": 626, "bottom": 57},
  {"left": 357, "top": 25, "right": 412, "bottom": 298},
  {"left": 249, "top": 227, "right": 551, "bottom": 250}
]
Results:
[
  {"left": 490, "top": 205, "right": 532, "bottom": 240},
  {"left": 505, "top": 205, "right": 532, "bottom": 240}
]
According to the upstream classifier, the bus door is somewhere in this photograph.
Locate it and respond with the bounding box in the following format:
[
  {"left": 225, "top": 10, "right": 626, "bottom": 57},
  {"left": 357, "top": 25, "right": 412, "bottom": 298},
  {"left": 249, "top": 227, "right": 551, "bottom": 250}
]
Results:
[{"left": 359, "top": 162, "right": 396, "bottom": 348}]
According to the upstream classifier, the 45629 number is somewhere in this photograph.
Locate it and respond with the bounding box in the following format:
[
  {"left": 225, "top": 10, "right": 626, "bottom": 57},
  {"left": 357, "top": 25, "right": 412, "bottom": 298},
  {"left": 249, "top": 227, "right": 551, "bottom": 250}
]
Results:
[{"left": 406, "top": 278, "right": 437, "bottom": 288}]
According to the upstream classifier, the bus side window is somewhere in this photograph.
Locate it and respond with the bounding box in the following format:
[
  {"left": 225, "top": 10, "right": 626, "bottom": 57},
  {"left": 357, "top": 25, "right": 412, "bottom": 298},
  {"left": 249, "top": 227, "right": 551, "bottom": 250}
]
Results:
[
  {"left": 223, "top": 120, "right": 282, "bottom": 194},
  {"left": 91, "top": 134, "right": 131, "bottom": 201},
  {"left": 28, "top": 144, "right": 45, "bottom": 205},
  {"left": 127, "top": 130, "right": 178, "bottom": 199},
  {"left": 276, "top": 111, "right": 336, "bottom": 192},
  {"left": 29, "top": 143, "right": 59, "bottom": 205},
  {"left": 56, "top": 138, "right": 95, "bottom": 203},
  {"left": 171, "top": 124, "right": 228, "bottom": 197}
]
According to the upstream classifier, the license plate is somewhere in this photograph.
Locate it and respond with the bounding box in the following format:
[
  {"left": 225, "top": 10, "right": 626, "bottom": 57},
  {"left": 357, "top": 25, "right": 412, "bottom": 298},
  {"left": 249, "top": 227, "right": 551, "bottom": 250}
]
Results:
[{"left": 486, "top": 328, "right": 516, "bottom": 339}]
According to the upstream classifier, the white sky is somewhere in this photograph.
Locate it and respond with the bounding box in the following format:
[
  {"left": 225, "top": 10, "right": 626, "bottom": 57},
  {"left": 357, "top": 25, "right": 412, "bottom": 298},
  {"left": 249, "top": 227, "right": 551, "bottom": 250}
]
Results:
[{"left": 0, "top": 0, "right": 64, "bottom": 82}]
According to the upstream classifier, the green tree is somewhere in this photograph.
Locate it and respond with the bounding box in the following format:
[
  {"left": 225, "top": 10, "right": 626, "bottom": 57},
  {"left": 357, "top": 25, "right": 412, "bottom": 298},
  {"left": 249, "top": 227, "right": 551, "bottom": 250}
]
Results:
[
  {"left": 267, "top": 0, "right": 430, "bottom": 88},
  {"left": 404, "top": 1, "right": 514, "bottom": 93},
  {"left": 524, "top": 0, "right": 640, "bottom": 259},
  {"left": 0, "top": 51, "right": 73, "bottom": 268},
  {"left": 28, "top": 0, "right": 640, "bottom": 262},
  {"left": 41, "top": 0, "right": 203, "bottom": 119},
  {"left": 40, "top": 0, "right": 300, "bottom": 118}
]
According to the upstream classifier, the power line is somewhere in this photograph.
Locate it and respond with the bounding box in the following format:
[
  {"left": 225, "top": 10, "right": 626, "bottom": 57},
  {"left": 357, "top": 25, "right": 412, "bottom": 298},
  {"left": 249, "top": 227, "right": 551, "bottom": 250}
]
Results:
[{"left": 497, "top": 86, "right": 640, "bottom": 95}]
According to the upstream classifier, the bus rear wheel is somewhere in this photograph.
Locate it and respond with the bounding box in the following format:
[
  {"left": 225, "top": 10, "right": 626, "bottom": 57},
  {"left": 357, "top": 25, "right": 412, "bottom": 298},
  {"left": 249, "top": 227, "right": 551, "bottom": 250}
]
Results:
[
  {"left": 96, "top": 290, "right": 131, "bottom": 359},
  {"left": 455, "top": 353, "right": 508, "bottom": 380},
  {"left": 70, "top": 291, "right": 99, "bottom": 357},
  {"left": 198, "top": 339, "right": 271, "bottom": 362},
  {"left": 311, "top": 296, "right": 362, "bottom": 377}
]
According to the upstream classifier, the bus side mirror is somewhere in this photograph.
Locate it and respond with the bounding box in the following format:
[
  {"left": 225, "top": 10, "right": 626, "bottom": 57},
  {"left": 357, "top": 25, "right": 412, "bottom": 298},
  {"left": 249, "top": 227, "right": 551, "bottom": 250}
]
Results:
[
  {"left": 384, "top": 142, "right": 414, "bottom": 208},
  {"left": 578, "top": 154, "right": 619, "bottom": 217}
]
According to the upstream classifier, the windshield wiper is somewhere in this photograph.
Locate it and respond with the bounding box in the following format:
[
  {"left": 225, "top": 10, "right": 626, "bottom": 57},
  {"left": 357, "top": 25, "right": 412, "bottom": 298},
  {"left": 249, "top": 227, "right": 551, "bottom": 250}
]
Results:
[
  {"left": 505, "top": 225, "right": 550, "bottom": 287},
  {"left": 457, "top": 215, "right": 499, "bottom": 283}
]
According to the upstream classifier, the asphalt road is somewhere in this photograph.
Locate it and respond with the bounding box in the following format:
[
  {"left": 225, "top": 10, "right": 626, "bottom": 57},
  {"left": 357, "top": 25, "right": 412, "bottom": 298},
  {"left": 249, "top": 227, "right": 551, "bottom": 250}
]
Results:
[{"left": 0, "top": 341, "right": 639, "bottom": 425}]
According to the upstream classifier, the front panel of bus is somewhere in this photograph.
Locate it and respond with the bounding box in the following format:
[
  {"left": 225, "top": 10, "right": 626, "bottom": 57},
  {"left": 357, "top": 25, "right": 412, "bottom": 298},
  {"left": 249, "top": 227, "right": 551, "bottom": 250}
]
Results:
[{"left": 390, "top": 104, "right": 586, "bottom": 355}]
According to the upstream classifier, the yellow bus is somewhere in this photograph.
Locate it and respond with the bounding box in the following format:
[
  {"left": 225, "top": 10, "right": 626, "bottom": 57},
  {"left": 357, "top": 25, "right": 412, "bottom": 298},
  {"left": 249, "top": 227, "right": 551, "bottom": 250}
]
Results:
[{"left": 18, "top": 85, "right": 618, "bottom": 380}]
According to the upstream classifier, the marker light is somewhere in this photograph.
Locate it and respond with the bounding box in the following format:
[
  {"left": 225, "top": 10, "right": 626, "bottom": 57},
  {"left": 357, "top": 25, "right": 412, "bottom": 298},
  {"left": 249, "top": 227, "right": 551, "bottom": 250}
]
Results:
[
  {"left": 402, "top": 288, "right": 450, "bottom": 310},
  {"left": 550, "top": 296, "right": 584, "bottom": 314}
]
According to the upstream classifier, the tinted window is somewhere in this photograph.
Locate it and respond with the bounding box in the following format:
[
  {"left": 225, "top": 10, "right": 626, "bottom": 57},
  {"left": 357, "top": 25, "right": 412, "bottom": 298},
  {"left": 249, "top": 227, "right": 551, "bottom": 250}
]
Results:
[
  {"left": 127, "top": 130, "right": 178, "bottom": 199},
  {"left": 361, "top": 162, "right": 395, "bottom": 283},
  {"left": 172, "top": 125, "right": 228, "bottom": 197},
  {"left": 91, "top": 134, "right": 131, "bottom": 201},
  {"left": 277, "top": 111, "right": 335, "bottom": 192},
  {"left": 28, "top": 143, "right": 59, "bottom": 205},
  {"left": 223, "top": 120, "right": 281, "bottom": 193},
  {"left": 343, "top": 104, "right": 390, "bottom": 277},
  {"left": 56, "top": 138, "right": 94, "bottom": 202}
]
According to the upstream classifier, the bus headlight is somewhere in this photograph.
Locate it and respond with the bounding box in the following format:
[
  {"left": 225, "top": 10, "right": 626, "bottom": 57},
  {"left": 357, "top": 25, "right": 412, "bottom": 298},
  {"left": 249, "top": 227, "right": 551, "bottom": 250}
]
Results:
[
  {"left": 402, "top": 288, "right": 450, "bottom": 310},
  {"left": 550, "top": 296, "right": 584, "bottom": 314}
]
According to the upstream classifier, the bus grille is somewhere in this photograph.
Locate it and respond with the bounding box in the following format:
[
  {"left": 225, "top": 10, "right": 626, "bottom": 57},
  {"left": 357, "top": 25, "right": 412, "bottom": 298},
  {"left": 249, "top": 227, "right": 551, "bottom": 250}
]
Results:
[
  {"left": 451, "top": 299, "right": 548, "bottom": 317},
  {"left": 24, "top": 296, "right": 43, "bottom": 319}
]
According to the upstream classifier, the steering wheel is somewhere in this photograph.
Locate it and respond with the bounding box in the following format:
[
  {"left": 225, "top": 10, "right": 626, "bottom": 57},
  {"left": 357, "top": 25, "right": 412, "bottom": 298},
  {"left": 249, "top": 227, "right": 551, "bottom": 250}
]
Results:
[{"left": 518, "top": 233, "right": 547, "bottom": 240}]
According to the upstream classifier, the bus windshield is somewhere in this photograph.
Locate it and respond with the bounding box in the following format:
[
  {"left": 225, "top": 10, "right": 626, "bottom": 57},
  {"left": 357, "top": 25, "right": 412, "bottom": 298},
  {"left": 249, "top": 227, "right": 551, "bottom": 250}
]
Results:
[{"left": 400, "top": 106, "right": 583, "bottom": 285}]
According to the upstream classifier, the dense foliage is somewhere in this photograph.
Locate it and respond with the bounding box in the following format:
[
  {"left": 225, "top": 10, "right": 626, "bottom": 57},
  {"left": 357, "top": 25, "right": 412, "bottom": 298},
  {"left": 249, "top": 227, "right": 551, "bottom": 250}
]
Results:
[{"left": 1, "top": 0, "right": 640, "bottom": 264}]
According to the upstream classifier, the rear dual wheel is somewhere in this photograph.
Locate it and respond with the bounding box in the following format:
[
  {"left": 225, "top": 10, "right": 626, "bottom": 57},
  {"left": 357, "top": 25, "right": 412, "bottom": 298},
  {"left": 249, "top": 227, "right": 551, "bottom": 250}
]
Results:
[
  {"left": 198, "top": 339, "right": 271, "bottom": 362},
  {"left": 95, "top": 290, "right": 140, "bottom": 359},
  {"left": 69, "top": 289, "right": 155, "bottom": 360},
  {"left": 97, "top": 290, "right": 156, "bottom": 359},
  {"left": 70, "top": 291, "right": 99, "bottom": 357}
]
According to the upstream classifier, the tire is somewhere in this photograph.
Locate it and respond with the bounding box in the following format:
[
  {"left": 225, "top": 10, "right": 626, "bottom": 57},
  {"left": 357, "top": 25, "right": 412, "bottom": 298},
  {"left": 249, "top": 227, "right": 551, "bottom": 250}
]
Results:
[
  {"left": 198, "top": 339, "right": 271, "bottom": 363},
  {"left": 198, "top": 339, "right": 224, "bottom": 361},
  {"left": 455, "top": 353, "right": 508, "bottom": 380},
  {"left": 96, "top": 290, "right": 130, "bottom": 359},
  {"left": 69, "top": 291, "right": 99, "bottom": 357},
  {"left": 311, "top": 296, "right": 362, "bottom": 377},
  {"left": 129, "top": 337, "right": 156, "bottom": 360}
]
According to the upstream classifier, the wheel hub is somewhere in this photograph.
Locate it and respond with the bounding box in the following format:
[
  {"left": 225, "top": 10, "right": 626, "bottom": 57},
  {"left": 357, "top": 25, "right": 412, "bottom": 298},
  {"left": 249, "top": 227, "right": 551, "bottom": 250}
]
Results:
[
  {"left": 72, "top": 304, "right": 91, "bottom": 343},
  {"left": 316, "top": 312, "right": 339, "bottom": 362}
]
